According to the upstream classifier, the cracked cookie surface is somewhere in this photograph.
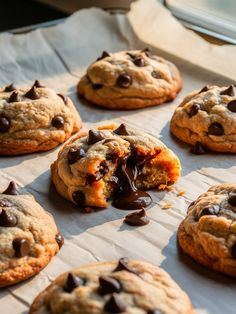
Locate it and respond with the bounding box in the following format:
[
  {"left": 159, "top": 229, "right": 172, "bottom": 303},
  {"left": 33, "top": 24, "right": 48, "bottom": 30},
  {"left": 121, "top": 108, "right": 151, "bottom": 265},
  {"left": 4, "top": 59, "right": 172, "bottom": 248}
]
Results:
[
  {"left": 170, "top": 85, "right": 236, "bottom": 152},
  {"left": 178, "top": 183, "right": 236, "bottom": 277},
  {"left": 0, "top": 182, "right": 63, "bottom": 287},
  {"left": 0, "top": 81, "right": 82, "bottom": 155},
  {"left": 29, "top": 258, "right": 193, "bottom": 314},
  {"left": 51, "top": 124, "right": 181, "bottom": 208},
  {"left": 77, "top": 49, "right": 182, "bottom": 109}
]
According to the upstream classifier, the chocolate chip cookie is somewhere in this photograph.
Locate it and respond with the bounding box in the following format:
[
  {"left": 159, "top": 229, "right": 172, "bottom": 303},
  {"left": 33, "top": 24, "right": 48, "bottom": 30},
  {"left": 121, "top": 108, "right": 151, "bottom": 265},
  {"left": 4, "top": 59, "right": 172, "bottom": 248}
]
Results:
[
  {"left": 29, "top": 258, "right": 193, "bottom": 314},
  {"left": 51, "top": 124, "right": 181, "bottom": 209},
  {"left": 0, "top": 81, "right": 82, "bottom": 155},
  {"left": 77, "top": 48, "right": 182, "bottom": 109},
  {"left": 170, "top": 85, "right": 236, "bottom": 153},
  {"left": 178, "top": 183, "right": 236, "bottom": 277},
  {"left": 0, "top": 181, "right": 63, "bottom": 287}
]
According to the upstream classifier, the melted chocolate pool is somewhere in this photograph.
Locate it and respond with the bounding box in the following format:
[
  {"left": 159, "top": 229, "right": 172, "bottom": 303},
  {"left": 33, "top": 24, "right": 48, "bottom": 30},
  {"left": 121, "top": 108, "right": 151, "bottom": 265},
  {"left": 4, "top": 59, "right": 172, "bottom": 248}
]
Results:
[{"left": 112, "top": 157, "right": 152, "bottom": 210}]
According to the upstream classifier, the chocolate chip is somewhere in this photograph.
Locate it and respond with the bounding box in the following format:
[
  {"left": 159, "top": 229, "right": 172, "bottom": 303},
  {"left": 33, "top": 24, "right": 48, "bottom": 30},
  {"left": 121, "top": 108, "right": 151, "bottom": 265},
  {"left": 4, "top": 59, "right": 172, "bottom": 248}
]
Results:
[
  {"left": 72, "top": 190, "right": 85, "bottom": 206},
  {"left": 8, "top": 91, "right": 20, "bottom": 103},
  {"left": 0, "top": 199, "right": 12, "bottom": 207},
  {"left": 208, "top": 123, "right": 224, "bottom": 136},
  {"left": 106, "top": 153, "right": 118, "bottom": 161},
  {"left": 199, "top": 205, "right": 220, "bottom": 218},
  {"left": 2, "top": 181, "right": 18, "bottom": 195},
  {"left": 124, "top": 208, "right": 150, "bottom": 226},
  {"left": 92, "top": 84, "right": 103, "bottom": 90},
  {"left": 220, "top": 85, "right": 234, "bottom": 96},
  {"left": 151, "top": 71, "right": 162, "bottom": 79},
  {"left": 147, "top": 311, "right": 163, "bottom": 314},
  {"left": 190, "top": 141, "right": 206, "bottom": 155},
  {"left": 57, "top": 93, "right": 68, "bottom": 104},
  {"left": 114, "top": 124, "right": 129, "bottom": 136},
  {"left": 126, "top": 52, "right": 136, "bottom": 59},
  {"left": 0, "top": 116, "right": 10, "bottom": 132},
  {"left": 104, "top": 293, "right": 127, "bottom": 313},
  {"left": 117, "top": 74, "right": 132, "bottom": 88},
  {"left": 227, "top": 100, "right": 236, "bottom": 113},
  {"left": 0, "top": 209, "right": 17, "bottom": 227},
  {"left": 114, "top": 257, "right": 138, "bottom": 275},
  {"left": 228, "top": 193, "right": 236, "bottom": 206},
  {"left": 99, "top": 277, "right": 121, "bottom": 295},
  {"left": 55, "top": 233, "right": 64, "bottom": 248},
  {"left": 68, "top": 148, "right": 86, "bottom": 165},
  {"left": 133, "top": 57, "right": 145, "bottom": 67},
  {"left": 231, "top": 243, "right": 236, "bottom": 258},
  {"left": 52, "top": 116, "right": 65, "bottom": 129},
  {"left": 97, "top": 51, "right": 110, "bottom": 61},
  {"left": 87, "top": 130, "right": 104, "bottom": 145},
  {"left": 33, "top": 80, "right": 45, "bottom": 88},
  {"left": 87, "top": 160, "right": 108, "bottom": 184},
  {"left": 199, "top": 86, "right": 209, "bottom": 93},
  {"left": 25, "top": 86, "right": 40, "bottom": 100},
  {"left": 64, "top": 273, "right": 85, "bottom": 292},
  {"left": 12, "top": 238, "right": 30, "bottom": 257},
  {"left": 189, "top": 104, "right": 200, "bottom": 117},
  {"left": 4, "top": 83, "right": 16, "bottom": 92},
  {"left": 142, "top": 47, "right": 150, "bottom": 56}
]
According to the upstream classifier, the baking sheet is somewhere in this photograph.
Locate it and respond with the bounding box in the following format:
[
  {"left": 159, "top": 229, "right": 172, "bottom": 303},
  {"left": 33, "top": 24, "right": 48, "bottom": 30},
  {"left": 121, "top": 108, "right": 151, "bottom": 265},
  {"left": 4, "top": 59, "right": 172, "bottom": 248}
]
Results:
[{"left": 0, "top": 0, "right": 236, "bottom": 313}]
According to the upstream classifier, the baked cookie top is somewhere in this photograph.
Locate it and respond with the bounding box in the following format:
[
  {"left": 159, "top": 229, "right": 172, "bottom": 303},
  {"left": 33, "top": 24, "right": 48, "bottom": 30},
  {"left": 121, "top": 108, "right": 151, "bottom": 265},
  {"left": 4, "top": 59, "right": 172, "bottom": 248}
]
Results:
[
  {"left": 170, "top": 85, "right": 236, "bottom": 152},
  {"left": 178, "top": 183, "right": 236, "bottom": 276},
  {"left": 51, "top": 124, "right": 181, "bottom": 208},
  {"left": 29, "top": 258, "right": 193, "bottom": 314},
  {"left": 0, "top": 81, "right": 82, "bottom": 155},
  {"left": 78, "top": 49, "right": 182, "bottom": 109},
  {"left": 0, "top": 181, "right": 63, "bottom": 287}
]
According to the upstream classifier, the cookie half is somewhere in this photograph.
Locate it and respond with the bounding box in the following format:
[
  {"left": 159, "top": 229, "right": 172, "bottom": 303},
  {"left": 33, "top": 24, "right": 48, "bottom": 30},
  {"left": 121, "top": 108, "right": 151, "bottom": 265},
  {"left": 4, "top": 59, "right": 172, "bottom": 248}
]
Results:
[
  {"left": 0, "top": 81, "right": 82, "bottom": 155},
  {"left": 51, "top": 124, "right": 181, "bottom": 208},
  {"left": 0, "top": 181, "right": 63, "bottom": 287},
  {"left": 178, "top": 183, "right": 236, "bottom": 277},
  {"left": 29, "top": 258, "right": 193, "bottom": 314},
  {"left": 170, "top": 85, "right": 236, "bottom": 153},
  {"left": 78, "top": 49, "right": 182, "bottom": 109}
]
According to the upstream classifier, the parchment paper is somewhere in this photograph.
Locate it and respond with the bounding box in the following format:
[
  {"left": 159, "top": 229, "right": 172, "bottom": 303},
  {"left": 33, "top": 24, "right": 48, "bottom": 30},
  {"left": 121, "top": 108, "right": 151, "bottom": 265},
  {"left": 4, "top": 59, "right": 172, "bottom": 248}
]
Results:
[{"left": 0, "top": 1, "right": 236, "bottom": 313}]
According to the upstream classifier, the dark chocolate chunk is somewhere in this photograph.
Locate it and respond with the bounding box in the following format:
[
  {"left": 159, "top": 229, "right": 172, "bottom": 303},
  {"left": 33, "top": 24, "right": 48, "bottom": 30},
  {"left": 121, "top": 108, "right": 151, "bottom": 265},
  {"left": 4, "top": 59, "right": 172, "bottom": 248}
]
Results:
[
  {"left": 106, "top": 153, "right": 118, "bottom": 161},
  {"left": 8, "top": 91, "right": 20, "bottom": 103},
  {"left": 117, "top": 74, "right": 132, "bottom": 88},
  {"left": 231, "top": 243, "right": 236, "bottom": 259},
  {"left": 142, "top": 47, "right": 150, "bottom": 56},
  {"left": 33, "top": 80, "right": 45, "bottom": 88},
  {"left": 97, "top": 51, "right": 111, "bottom": 61},
  {"left": 147, "top": 311, "right": 163, "bottom": 314},
  {"left": 199, "top": 205, "right": 220, "bottom": 218},
  {"left": 0, "top": 116, "right": 10, "bottom": 132},
  {"left": 99, "top": 277, "right": 121, "bottom": 295},
  {"left": 2, "top": 181, "right": 18, "bottom": 195},
  {"left": 199, "top": 86, "right": 209, "bottom": 93},
  {"left": 87, "top": 161, "right": 108, "bottom": 184},
  {"left": 4, "top": 83, "right": 16, "bottom": 92},
  {"left": 114, "top": 124, "right": 129, "bottom": 136},
  {"left": 0, "top": 209, "right": 17, "bottom": 227},
  {"left": 208, "top": 123, "right": 224, "bottom": 136},
  {"left": 124, "top": 208, "right": 150, "bottom": 226},
  {"left": 87, "top": 130, "right": 104, "bottom": 145},
  {"left": 12, "top": 238, "right": 30, "bottom": 257},
  {"left": 72, "top": 190, "right": 85, "bottom": 206},
  {"left": 67, "top": 148, "right": 86, "bottom": 165},
  {"left": 114, "top": 257, "right": 139, "bottom": 275},
  {"left": 151, "top": 71, "right": 162, "bottom": 79},
  {"left": 104, "top": 293, "right": 127, "bottom": 313},
  {"left": 227, "top": 100, "right": 236, "bottom": 113},
  {"left": 133, "top": 57, "right": 145, "bottom": 67},
  {"left": 55, "top": 233, "right": 64, "bottom": 248},
  {"left": 52, "top": 116, "right": 65, "bottom": 129},
  {"left": 126, "top": 52, "right": 136, "bottom": 59},
  {"left": 57, "top": 93, "right": 68, "bottom": 104},
  {"left": 92, "top": 84, "right": 103, "bottom": 90},
  {"left": 220, "top": 85, "right": 234, "bottom": 96},
  {"left": 25, "top": 86, "right": 40, "bottom": 100},
  {"left": 64, "top": 272, "right": 85, "bottom": 292},
  {"left": 190, "top": 141, "right": 206, "bottom": 155},
  {"left": 189, "top": 104, "right": 200, "bottom": 117},
  {"left": 228, "top": 193, "right": 236, "bottom": 206}
]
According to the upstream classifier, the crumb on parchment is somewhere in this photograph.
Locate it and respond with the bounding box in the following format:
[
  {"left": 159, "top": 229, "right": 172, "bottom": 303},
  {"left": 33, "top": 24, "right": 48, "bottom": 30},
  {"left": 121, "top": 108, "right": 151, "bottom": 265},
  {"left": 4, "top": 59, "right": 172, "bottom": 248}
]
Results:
[
  {"left": 97, "top": 124, "right": 117, "bottom": 130},
  {"left": 177, "top": 190, "right": 186, "bottom": 197},
  {"left": 162, "top": 202, "right": 172, "bottom": 209},
  {"left": 158, "top": 184, "right": 173, "bottom": 191}
]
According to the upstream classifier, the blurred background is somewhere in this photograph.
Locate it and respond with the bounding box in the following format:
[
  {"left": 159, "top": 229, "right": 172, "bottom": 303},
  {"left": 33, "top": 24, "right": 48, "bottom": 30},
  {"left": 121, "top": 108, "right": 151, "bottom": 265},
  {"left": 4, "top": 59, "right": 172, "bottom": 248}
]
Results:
[{"left": 1, "top": 0, "right": 236, "bottom": 44}]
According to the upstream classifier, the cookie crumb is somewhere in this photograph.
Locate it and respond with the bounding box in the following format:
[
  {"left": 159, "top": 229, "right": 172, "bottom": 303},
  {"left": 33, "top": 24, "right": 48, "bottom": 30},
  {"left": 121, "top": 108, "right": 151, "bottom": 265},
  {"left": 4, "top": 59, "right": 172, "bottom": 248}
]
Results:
[
  {"left": 83, "top": 207, "right": 94, "bottom": 213},
  {"left": 97, "top": 124, "right": 117, "bottom": 131},
  {"left": 159, "top": 184, "right": 173, "bottom": 191},
  {"left": 162, "top": 202, "right": 172, "bottom": 209},
  {"left": 177, "top": 190, "right": 186, "bottom": 197}
]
